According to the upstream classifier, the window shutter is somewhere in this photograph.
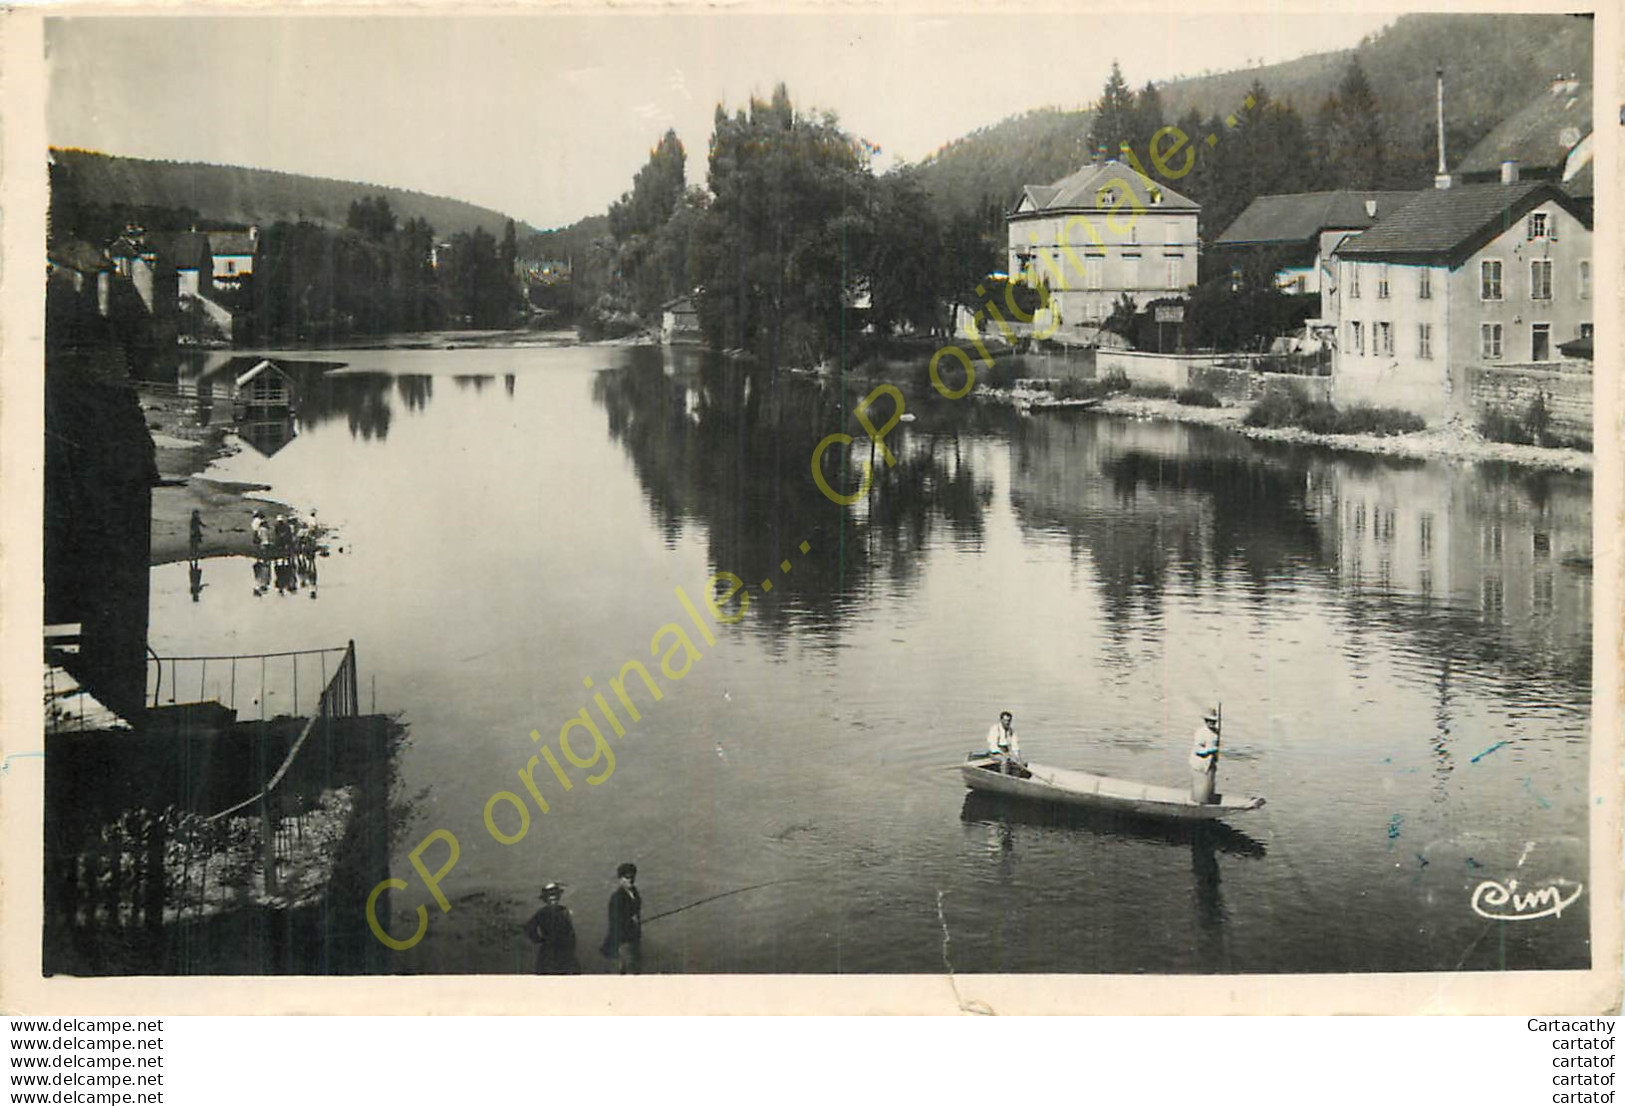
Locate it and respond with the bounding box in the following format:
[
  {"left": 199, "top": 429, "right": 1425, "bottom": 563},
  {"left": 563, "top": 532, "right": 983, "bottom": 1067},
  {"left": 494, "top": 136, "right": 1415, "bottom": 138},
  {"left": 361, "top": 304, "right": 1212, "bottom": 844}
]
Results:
[{"left": 1526, "top": 214, "right": 1535, "bottom": 241}]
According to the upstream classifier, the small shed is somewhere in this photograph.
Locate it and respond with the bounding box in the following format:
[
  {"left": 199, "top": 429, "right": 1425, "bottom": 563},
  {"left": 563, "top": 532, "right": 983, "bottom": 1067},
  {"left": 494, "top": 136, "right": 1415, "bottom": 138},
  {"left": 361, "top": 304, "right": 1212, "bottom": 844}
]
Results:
[
  {"left": 234, "top": 359, "right": 296, "bottom": 416},
  {"left": 661, "top": 296, "right": 701, "bottom": 344}
]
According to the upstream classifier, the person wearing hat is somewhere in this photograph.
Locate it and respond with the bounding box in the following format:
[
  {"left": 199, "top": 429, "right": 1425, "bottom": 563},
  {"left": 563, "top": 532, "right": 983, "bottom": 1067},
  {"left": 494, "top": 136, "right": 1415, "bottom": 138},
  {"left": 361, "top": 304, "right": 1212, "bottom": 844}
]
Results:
[
  {"left": 1189, "top": 708, "right": 1222, "bottom": 804},
  {"left": 525, "top": 882, "right": 579, "bottom": 974},
  {"left": 986, "top": 711, "right": 1024, "bottom": 776},
  {"left": 599, "top": 862, "right": 643, "bottom": 974}
]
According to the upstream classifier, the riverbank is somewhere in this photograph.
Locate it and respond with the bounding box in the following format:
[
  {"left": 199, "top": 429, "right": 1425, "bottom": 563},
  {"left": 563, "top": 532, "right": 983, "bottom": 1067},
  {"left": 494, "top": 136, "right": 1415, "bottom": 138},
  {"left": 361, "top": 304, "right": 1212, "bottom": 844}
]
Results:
[
  {"left": 1088, "top": 394, "right": 1594, "bottom": 473},
  {"left": 139, "top": 385, "right": 295, "bottom": 566}
]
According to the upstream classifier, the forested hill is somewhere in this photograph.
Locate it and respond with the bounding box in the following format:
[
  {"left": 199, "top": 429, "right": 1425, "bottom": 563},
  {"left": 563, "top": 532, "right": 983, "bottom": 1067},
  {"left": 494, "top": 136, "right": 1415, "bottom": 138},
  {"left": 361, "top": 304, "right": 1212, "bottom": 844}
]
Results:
[
  {"left": 48, "top": 147, "right": 529, "bottom": 240},
  {"left": 915, "top": 12, "right": 1593, "bottom": 214}
]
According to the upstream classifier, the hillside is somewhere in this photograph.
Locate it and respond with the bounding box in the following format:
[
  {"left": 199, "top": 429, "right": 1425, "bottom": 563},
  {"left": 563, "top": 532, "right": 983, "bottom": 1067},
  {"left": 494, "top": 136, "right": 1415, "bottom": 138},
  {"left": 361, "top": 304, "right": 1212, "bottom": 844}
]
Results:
[
  {"left": 48, "top": 147, "right": 530, "bottom": 241},
  {"left": 916, "top": 12, "right": 1593, "bottom": 214}
]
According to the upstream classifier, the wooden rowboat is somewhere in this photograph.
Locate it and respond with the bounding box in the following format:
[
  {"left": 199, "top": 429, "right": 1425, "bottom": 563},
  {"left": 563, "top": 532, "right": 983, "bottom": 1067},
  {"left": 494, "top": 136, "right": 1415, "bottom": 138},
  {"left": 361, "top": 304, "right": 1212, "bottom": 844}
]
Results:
[{"left": 960, "top": 755, "right": 1264, "bottom": 821}]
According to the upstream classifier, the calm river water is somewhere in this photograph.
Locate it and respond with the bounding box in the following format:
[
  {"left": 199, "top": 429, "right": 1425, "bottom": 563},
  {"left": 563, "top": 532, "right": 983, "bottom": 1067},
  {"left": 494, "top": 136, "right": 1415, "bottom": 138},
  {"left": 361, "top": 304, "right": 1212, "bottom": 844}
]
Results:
[{"left": 147, "top": 342, "right": 1594, "bottom": 974}]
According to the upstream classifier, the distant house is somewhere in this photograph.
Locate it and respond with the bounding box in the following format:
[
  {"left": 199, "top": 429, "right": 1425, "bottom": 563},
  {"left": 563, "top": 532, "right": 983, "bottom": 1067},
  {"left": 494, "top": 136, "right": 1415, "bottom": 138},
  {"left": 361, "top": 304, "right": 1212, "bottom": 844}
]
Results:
[
  {"left": 1456, "top": 75, "right": 1591, "bottom": 189},
  {"left": 152, "top": 231, "right": 214, "bottom": 299},
  {"left": 1007, "top": 159, "right": 1200, "bottom": 329},
  {"left": 206, "top": 228, "right": 258, "bottom": 285},
  {"left": 1331, "top": 180, "right": 1592, "bottom": 420},
  {"left": 47, "top": 239, "right": 113, "bottom": 320},
  {"left": 1212, "top": 191, "right": 1415, "bottom": 315},
  {"left": 661, "top": 295, "right": 701, "bottom": 344},
  {"left": 233, "top": 359, "right": 296, "bottom": 417}
]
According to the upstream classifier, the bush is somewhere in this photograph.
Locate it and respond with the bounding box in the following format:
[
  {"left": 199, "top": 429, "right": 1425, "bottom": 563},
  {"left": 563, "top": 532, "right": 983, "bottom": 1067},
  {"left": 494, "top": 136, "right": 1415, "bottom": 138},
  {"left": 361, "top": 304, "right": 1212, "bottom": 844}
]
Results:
[
  {"left": 1099, "top": 368, "right": 1131, "bottom": 393},
  {"left": 1477, "top": 407, "right": 1530, "bottom": 444},
  {"left": 1477, "top": 394, "right": 1587, "bottom": 449},
  {"left": 1244, "top": 385, "right": 1423, "bottom": 436},
  {"left": 1175, "top": 386, "right": 1222, "bottom": 408},
  {"left": 1130, "top": 381, "right": 1175, "bottom": 399}
]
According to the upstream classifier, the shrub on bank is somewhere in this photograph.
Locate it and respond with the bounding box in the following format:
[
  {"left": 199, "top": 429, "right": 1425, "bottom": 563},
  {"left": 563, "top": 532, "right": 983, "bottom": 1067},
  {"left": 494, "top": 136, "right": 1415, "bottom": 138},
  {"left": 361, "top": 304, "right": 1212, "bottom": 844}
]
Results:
[
  {"left": 1477, "top": 394, "right": 1590, "bottom": 451},
  {"left": 1244, "top": 385, "right": 1424, "bottom": 436},
  {"left": 1175, "top": 386, "right": 1221, "bottom": 408},
  {"left": 1100, "top": 368, "right": 1131, "bottom": 393}
]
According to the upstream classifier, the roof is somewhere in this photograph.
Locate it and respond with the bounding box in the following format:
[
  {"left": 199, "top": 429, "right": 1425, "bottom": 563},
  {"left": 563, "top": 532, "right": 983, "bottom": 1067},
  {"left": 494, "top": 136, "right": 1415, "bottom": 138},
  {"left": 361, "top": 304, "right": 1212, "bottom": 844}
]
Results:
[
  {"left": 1557, "top": 335, "right": 1591, "bottom": 359},
  {"left": 207, "top": 231, "right": 257, "bottom": 257},
  {"left": 1010, "top": 160, "right": 1198, "bottom": 217},
  {"left": 1214, "top": 191, "right": 1418, "bottom": 248},
  {"left": 235, "top": 359, "right": 292, "bottom": 389},
  {"left": 1562, "top": 160, "right": 1593, "bottom": 201},
  {"left": 48, "top": 239, "right": 109, "bottom": 273},
  {"left": 1333, "top": 182, "right": 1584, "bottom": 266},
  {"left": 152, "top": 231, "right": 212, "bottom": 271},
  {"left": 1457, "top": 80, "right": 1592, "bottom": 177}
]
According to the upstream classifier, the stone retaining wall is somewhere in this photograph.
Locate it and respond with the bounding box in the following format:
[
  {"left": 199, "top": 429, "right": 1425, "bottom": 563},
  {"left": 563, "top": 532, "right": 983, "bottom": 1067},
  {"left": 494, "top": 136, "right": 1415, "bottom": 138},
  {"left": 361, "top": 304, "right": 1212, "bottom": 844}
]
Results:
[{"left": 1464, "top": 361, "right": 1593, "bottom": 439}]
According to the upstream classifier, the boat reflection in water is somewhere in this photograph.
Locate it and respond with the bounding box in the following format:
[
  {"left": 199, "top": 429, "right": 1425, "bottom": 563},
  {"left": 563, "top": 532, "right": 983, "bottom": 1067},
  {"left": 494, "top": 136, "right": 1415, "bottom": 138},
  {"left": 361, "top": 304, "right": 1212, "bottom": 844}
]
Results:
[{"left": 960, "top": 790, "right": 1265, "bottom": 968}]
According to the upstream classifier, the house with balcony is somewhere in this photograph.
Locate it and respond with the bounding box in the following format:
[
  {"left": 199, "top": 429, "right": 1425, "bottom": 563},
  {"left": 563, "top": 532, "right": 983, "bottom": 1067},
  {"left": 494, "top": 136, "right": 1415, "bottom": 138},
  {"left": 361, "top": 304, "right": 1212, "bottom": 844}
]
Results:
[
  {"left": 1007, "top": 160, "right": 1199, "bottom": 331},
  {"left": 1330, "top": 180, "right": 1592, "bottom": 422}
]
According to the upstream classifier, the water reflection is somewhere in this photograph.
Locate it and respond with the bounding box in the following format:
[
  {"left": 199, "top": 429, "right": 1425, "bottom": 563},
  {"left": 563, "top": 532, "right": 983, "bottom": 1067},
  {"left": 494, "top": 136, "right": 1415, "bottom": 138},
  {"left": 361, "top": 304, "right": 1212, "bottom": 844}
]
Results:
[{"left": 592, "top": 347, "right": 995, "bottom": 643}]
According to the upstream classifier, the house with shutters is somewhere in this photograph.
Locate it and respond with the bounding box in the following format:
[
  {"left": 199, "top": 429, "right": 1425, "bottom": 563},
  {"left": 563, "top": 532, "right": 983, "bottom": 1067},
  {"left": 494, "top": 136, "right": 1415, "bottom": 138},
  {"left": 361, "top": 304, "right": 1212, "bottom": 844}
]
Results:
[
  {"left": 1330, "top": 180, "right": 1592, "bottom": 420},
  {"left": 1006, "top": 160, "right": 1199, "bottom": 330},
  {"left": 206, "top": 229, "right": 259, "bottom": 286}
]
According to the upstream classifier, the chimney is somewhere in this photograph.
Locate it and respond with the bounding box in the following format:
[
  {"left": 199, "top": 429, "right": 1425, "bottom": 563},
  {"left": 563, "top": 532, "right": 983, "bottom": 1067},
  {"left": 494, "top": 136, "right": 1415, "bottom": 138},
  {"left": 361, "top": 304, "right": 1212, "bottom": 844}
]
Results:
[
  {"left": 1501, "top": 160, "right": 1520, "bottom": 185},
  {"left": 1364, "top": 199, "right": 1378, "bottom": 218},
  {"left": 1433, "top": 67, "right": 1452, "bottom": 189}
]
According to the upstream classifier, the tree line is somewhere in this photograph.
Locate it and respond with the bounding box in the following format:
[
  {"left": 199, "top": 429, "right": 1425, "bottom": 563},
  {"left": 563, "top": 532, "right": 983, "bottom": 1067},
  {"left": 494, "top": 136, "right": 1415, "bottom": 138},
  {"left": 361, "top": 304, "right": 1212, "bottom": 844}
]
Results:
[{"left": 573, "top": 85, "right": 1002, "bottom": 369}]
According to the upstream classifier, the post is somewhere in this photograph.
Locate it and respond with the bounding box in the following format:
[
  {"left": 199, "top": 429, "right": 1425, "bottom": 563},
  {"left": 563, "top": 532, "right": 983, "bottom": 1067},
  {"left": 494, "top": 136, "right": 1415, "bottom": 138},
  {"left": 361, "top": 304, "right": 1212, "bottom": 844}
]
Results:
[{"left": 261, "top": 793, "right": 278, "bottom": 898}]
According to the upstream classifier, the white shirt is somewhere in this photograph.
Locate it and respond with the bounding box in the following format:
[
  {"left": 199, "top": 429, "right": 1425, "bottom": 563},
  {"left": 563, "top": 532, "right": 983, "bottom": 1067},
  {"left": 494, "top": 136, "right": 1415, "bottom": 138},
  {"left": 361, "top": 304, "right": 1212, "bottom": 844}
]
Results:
[
  {"left": 1190, "top": 722, "right": 1220, "bottom": 773},
  {"left": 987, "top": 721, "right": 1019, "bottom": 757}
]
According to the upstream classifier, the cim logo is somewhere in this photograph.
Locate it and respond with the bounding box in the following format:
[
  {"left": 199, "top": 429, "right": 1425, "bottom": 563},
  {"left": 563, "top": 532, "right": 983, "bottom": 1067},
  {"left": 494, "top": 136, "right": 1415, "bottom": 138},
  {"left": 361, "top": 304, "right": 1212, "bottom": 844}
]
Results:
[{"left": 1470, "top": 877, "right": 1584, "bottom": 922}]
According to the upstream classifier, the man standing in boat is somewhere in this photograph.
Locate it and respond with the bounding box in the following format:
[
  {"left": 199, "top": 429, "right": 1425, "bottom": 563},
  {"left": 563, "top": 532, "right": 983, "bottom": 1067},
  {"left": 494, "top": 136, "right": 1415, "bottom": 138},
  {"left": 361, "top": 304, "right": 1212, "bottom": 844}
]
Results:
[
  {"left": 987, "top": 710, "right": 1025, "bottom": 776},
  {"left": 1190, "top": 708, "right": 1221, "bottom": 804}
]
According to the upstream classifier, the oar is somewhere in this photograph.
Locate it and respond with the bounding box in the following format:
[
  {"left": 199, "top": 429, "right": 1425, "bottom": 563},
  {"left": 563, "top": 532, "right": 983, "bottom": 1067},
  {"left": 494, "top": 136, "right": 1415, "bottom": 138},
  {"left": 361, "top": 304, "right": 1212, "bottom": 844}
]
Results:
[{"left": 642, "top": 878, "right": 804, "bottom": 925}]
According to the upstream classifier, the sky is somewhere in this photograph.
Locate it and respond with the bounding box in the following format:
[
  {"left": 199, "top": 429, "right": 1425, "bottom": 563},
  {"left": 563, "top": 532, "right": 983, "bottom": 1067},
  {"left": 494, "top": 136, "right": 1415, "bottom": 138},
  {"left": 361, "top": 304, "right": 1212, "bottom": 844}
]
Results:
[{"left": 45, "top": 10, "right": 1397, "bottom": 229}]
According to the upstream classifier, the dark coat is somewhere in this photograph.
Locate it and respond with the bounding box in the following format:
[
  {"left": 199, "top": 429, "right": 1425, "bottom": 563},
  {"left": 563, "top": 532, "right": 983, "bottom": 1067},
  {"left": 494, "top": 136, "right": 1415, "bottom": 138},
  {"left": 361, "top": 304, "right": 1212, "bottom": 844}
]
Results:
[
  {"left": 525, "top": 903, "right": 579, "bottom": 974},
  {"left": 600, "top": 885, "right": 642, "bottom": 957}
]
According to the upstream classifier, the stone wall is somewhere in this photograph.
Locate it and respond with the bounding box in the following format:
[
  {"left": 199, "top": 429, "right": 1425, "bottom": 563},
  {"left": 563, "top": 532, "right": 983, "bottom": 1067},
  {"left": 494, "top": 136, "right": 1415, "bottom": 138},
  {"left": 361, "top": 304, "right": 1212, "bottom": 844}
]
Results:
[
  {"left": 1464, "top": 361, "right": 1593, "bottom": 439},
  {"left": 1097, "top": 349, "right": 1333, "bottom": 403}
]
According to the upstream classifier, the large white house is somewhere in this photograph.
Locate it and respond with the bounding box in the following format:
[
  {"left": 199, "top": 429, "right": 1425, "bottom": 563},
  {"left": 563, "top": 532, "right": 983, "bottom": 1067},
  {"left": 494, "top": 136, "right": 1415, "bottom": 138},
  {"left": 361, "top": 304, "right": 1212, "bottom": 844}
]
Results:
[
  {"left": 1331, "top": 180, "right": 1592, "bottom": 420},
  {"left": 1006, "top": 160, "right": 1199, "bottom": 330}
]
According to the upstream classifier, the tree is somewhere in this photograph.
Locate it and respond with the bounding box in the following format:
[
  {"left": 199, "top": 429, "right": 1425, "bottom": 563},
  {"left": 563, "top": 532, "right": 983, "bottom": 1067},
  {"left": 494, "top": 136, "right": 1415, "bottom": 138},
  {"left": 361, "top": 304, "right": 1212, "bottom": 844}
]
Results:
[
  {"left": 606, "top": 129, "right": 690, "bottom": 320},
  {"left": 1130, "top": 81, "right": 1166, "bottom": 162},
  {"left": 1087, "top": 62, "right": 1137, "bottom": 161},
  {"left": 864, "top": 171, "right": 946, "bottom": 336},
  {"left": 1316, "top": 58, "right": 1385, "bottom": 190},
  {"left": 695, "top": 84, "right": 870, "bottom": 367}
]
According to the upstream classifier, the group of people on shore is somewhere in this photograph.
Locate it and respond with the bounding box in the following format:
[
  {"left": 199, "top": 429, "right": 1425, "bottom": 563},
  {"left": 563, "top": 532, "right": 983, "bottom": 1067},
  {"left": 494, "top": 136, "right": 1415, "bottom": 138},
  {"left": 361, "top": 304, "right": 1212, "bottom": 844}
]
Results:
[
  {"left": 251, "top": 508, "right": 323, "bottom": 599},
  {"left": 523, "top": 861, "right": 643, "bottom": 975}
]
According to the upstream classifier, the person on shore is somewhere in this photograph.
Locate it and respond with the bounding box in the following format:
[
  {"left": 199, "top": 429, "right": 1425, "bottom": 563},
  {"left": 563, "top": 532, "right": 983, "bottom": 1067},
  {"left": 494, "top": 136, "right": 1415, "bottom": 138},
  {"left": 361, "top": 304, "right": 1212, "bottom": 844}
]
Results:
[
  {"left": 250, "top": 511, "right": 267, "bottom": 554},
  {"left": 188, "top": 509, "right": 205, "bottom": 558},
  {"left": 525, "top": 882, "right": 579, "bottom": 975},
  {"left": 1190, "top": 708, "right": 1221, "bottom": 804},
  {"left": 986, "top": 711, "right": 1023, "bottom": 775},
  {"left": 600, "top": 862, "right": 643, "bottom": 974},
  {"left": 273, "top": 514, "right": 292, "bottom": 555}
]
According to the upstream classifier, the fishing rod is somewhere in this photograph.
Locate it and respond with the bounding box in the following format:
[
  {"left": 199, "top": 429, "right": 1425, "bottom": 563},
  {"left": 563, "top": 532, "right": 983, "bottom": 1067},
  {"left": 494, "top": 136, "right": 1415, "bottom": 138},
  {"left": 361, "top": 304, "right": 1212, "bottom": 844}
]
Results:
[{"left": 642, "top": 878, "right": 804, "bottom": 925}]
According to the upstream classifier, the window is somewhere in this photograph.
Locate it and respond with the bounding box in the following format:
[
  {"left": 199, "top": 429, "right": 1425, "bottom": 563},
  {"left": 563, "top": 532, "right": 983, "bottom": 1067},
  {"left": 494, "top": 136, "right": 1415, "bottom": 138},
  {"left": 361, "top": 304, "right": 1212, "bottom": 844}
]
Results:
[
  {"left": 1480, "top": 260, "right": 1503, "bottom": 300},
  {"left": 1481, "top": 322, "right": 1502, "bottom": 359},
  {"left": 1530, "top": 259, "right": 1552, "bottom": 301},
  {"left": 1376, "top": 321, "right": 1393, "bottom": 355},
  {"left": 224, "top": 260, "right": 236, "bottom": 275},
  {"left": 1418, "top": 268, "right": 1431, "bottom": 299},
  {"left": 1349, "top": 265, "right": 1361, "bottom": 299},
  {"left": 1579, "top": 260, "right": 1591, "bottom": 300},
  {"left": 1148, "top": 186, "right": 1163, "bottom": 206},
  {"left": 1085, "top": 256, "right": 1104, "bottom": 291},
  {"left": 1126, "top": 224, "right": 1137, "bottom": 246},
  {"left": 1581, "top": 322, "right": 1593, "bottom": 340},
  {"left": 1531, "top": 323, "right": 1550, "bottom": 362},
  {"left": 1377, "top": 265, "right": 1390, "bottom": 299},
  {"left": 1527, "top": 212, "right": 1549, "bottom": 240},
  {"left": 1418, "top": 323, "right": 1432, "bottom": 359},
  {"left": 1165, "top": 258, "right": 1182, "bottom": 291},
  {"left": 1350, "top": 321, "right": 1365, "bottom": 355}
]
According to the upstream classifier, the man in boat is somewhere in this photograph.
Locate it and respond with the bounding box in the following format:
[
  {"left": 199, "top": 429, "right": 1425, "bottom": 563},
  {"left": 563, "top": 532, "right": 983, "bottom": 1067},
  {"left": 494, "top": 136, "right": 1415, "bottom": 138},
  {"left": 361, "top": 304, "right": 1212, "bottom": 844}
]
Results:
[
  {"left": 986, "top": 711, "right": 1026, "bottom": 776},
  {"left": 1190, "top": 708, "right": 1221, "bottom": 804}
]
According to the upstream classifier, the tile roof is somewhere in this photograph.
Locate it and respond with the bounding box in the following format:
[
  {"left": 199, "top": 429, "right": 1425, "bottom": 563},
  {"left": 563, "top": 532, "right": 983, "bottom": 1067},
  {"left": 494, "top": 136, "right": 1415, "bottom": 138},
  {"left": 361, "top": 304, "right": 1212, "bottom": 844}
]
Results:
[
  {"left": 1215, "top": 191, "right": 1418, "bottom": 247},
  {"left": 207, "top": 231, "right": 257, "bottom": 257},
  {"left": 49, "top": 239, "right": 110, "bottom": 273},
  {"left": 1333, "top": 182, "right": 1581, "bottom": 265},
  {"left": 1011, "top": 160, "right": 1198, "bottom": 216},
  {"left": 1457, "top": 80, "right": 1592, "bottom": 177},
  {"left": 151, "top": 231, "right": 213, "bottom": 271}
]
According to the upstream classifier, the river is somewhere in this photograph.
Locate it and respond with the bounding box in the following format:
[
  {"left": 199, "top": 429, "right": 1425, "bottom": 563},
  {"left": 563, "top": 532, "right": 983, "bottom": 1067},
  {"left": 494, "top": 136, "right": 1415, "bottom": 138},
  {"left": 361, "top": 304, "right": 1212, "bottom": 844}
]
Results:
[{"left": 145, "top": 342, "right": 1594, "bottom": 974}]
